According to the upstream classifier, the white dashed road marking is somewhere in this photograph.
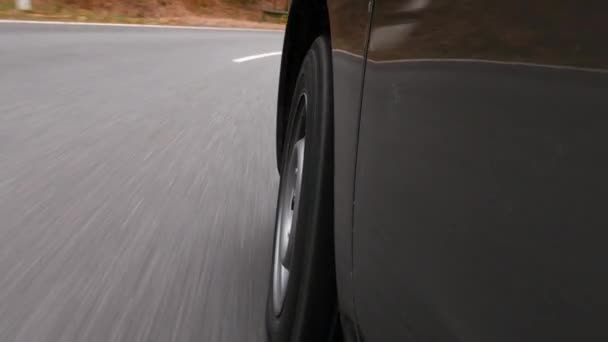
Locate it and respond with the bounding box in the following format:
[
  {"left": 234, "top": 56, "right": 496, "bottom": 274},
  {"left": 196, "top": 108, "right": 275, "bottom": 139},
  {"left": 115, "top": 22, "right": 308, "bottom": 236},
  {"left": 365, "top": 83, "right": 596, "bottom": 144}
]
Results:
[{"left": 232, "top": 52, "right": 282, "bottom": 63}]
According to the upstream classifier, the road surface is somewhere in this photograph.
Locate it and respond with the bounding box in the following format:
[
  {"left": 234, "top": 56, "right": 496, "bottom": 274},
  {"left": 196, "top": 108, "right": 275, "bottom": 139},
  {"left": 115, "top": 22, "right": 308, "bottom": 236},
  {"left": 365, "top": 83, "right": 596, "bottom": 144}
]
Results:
[{"left": 0, "top": 21, "right": 282, "bottom": 342}]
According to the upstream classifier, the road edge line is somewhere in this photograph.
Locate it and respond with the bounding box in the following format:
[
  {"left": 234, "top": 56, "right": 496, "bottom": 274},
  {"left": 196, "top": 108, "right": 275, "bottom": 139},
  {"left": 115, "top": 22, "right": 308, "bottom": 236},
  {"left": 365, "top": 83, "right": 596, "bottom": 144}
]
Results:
[{"left": 0, "top": 19, "right": 284, "bottom": 33}]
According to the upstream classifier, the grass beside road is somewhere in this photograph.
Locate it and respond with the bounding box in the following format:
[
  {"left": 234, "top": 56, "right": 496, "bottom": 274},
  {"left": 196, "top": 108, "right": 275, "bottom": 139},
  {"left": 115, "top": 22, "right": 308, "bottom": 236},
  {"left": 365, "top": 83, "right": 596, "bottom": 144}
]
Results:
[{"left": 0, "top": 0, "right": 285, "bottom": 30}]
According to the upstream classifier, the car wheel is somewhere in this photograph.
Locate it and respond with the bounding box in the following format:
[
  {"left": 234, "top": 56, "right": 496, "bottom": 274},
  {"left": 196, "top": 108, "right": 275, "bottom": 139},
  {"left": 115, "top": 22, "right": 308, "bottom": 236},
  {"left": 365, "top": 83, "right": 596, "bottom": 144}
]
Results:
[{"left": 266, "top": 35, "right": 336, "bottom": 342}]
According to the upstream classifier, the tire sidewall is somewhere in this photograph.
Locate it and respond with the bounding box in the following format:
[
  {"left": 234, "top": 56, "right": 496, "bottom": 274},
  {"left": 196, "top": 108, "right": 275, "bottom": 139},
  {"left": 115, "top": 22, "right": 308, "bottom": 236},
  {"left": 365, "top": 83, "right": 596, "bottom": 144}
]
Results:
[{"left": 266, "top": 36, "right": 334, "bottom": 342}]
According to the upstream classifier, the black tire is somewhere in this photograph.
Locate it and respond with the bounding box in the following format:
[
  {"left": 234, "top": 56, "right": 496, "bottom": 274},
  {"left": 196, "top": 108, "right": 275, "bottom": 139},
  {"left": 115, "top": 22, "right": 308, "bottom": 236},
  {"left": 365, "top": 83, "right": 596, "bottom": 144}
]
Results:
[{"left": 266, "top": 36, "right": 335, "bottom": 342}]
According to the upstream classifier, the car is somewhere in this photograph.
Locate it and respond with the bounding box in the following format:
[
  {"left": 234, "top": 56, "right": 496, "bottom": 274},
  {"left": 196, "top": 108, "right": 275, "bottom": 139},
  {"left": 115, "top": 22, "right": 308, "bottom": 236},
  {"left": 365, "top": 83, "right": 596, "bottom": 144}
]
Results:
[{"left": 266, "top": 0, "right": 608, "bottom": 341}]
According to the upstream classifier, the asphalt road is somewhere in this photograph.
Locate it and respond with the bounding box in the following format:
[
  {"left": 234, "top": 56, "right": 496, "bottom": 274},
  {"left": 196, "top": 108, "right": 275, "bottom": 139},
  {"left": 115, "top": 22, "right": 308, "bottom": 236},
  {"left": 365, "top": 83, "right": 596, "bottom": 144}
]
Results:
[{"left": 0, "top": 22, "right": 282, "bottom": 342}]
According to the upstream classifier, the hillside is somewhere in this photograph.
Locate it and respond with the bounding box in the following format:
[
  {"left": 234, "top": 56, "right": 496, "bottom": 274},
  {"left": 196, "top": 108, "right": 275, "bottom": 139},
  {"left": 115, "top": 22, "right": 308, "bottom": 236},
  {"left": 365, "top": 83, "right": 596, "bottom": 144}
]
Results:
[{"left": 0, "top": 0, "right": 287, "bottom": 28}]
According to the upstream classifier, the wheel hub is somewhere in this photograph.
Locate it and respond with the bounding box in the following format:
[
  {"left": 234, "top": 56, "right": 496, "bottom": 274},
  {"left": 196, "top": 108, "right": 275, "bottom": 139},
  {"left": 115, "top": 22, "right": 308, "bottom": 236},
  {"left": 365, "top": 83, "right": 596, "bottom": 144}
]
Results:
[{"left": 272, "top": 137, "right": 305, "bottom": 316}]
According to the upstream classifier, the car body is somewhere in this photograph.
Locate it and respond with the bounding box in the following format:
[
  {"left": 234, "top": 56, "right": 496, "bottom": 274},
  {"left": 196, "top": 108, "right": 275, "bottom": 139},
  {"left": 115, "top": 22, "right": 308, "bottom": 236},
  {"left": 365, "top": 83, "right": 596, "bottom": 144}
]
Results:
[{"left": 274, "top": 1, "right": 608, "bottom": 341}]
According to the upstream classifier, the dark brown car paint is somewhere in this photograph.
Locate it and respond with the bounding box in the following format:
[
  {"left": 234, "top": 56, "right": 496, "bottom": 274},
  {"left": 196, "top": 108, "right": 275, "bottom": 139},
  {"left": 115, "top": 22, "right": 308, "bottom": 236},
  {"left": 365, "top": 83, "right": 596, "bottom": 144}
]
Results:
[
  {"left": 326, "top": 0, "right": 372, "bottom": 339},
  {"left": 350, "top": 0, "right": 608, "bottom": 341}
]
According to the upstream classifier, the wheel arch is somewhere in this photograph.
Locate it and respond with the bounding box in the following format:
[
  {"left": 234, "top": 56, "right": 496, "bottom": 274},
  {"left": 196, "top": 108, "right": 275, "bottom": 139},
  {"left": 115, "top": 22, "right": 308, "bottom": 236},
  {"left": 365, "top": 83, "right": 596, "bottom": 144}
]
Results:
[{"left": 275, "top": 0, "right": 331, "bottom": 170}]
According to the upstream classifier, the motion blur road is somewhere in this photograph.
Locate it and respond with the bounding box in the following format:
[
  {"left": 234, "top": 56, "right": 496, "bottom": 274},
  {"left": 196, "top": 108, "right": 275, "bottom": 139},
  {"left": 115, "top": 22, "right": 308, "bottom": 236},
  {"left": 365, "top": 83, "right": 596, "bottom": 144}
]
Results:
[{"left": 0, "top": 22, "right": 282, "bottom": 342}]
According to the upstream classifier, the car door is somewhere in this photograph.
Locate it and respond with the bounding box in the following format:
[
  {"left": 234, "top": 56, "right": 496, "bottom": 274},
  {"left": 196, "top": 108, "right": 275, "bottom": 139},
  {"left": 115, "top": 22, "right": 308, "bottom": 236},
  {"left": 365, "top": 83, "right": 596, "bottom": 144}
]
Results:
[
  {"left": 352, "top": 0, "right": 608, "bottom": 341},
  {"left": 326, "top": 0, "right": 373, "bottom": 339}
]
